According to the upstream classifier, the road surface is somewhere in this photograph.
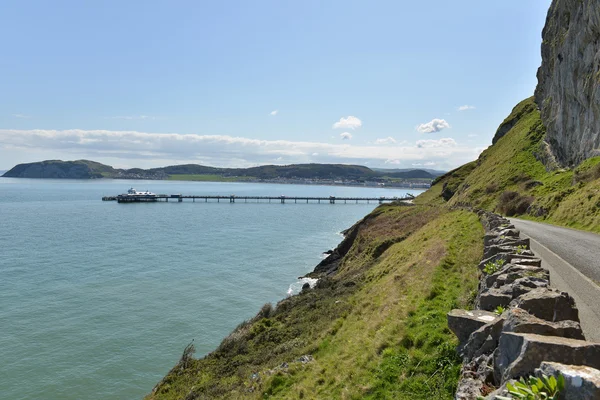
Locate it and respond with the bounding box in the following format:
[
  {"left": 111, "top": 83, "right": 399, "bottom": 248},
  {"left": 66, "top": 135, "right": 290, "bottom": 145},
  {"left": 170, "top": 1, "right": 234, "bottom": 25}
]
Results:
[{"left": 510, "top": 218, "right": 600, "bottom": 342}]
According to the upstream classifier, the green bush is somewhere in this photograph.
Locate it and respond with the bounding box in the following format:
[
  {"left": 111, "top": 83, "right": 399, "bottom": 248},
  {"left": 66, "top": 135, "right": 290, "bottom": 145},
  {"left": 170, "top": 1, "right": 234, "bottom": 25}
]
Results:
[
  {"left": 481, "top": 374, "right": 564, "bottom": 400},
  {"left": 497, "top": 191, "right": 534, "bottom": 217},
  {"left": 483, "top": 259, "right": 506, "bottom": 275}
]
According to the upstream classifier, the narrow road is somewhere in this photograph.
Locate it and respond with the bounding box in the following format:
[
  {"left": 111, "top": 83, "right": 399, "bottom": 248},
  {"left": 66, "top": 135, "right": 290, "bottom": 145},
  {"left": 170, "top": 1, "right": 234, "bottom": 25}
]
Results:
[{"left": 510, "top": 218, "right": 600, "bottom": 342}]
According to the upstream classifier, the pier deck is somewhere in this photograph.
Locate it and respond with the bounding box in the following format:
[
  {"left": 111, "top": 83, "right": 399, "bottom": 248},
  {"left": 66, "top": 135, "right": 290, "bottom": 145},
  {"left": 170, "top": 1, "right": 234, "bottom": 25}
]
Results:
[{"left": 102, "top": 194, "right": 414, "bottom": 204}]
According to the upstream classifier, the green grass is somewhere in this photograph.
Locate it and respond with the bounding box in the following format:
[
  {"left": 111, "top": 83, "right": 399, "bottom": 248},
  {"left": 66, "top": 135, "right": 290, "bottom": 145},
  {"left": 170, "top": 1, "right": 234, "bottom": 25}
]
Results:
[
  {"left": 425, "top": 96, "right": 600, "bottom": 233},
  {"left": 167, "top": 174, "right": 254, "bottom": 182},
  {"left": 146, "top": 206, "right": 483, "bottom": 399}
]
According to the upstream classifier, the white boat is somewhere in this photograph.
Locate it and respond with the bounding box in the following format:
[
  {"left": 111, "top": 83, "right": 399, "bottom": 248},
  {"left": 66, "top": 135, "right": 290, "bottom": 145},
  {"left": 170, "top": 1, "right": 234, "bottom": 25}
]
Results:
[
  {"left": 116, "top": 188, "right": 158, "bottom": 202},
  {"left": 125, "top": 187, "right": 156, "bottom": 197}
]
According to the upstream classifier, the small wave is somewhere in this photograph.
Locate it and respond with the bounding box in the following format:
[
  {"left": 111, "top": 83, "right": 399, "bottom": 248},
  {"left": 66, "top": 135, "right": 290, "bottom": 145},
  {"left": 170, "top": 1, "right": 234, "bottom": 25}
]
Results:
[{"left": 287, "top": 277, "right": 318, "bottom": 296}]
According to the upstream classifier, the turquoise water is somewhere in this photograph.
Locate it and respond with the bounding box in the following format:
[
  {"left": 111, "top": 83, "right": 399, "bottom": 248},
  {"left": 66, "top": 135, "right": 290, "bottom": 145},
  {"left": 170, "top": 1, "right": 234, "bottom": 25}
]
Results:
[{"left": 0, "top": 178, "right": 423, "bottom": 399}]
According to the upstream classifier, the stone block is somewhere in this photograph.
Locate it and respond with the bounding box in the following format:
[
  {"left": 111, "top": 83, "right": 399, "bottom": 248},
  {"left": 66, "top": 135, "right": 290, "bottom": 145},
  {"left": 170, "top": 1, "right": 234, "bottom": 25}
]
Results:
[{"left": 494, "top": 333, "right": 600, "bottom": 384}]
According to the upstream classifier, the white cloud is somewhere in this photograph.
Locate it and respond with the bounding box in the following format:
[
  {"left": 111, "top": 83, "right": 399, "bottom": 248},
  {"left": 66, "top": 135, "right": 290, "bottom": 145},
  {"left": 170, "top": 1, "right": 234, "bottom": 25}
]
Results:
[
  {"left": 416, "top": 138, "right": 457, "bottom": 148},
  {"left": 385, "top": 159, "right": 402, "bottom": 165},
  {"left": 0, "top": 129, "right": 477, "bottom": 170},
  {"left": 412, "top": 162, "right": 437, "bottom": 167},
  {"left": 333, "top": 116, "right": 362, "bottom": 130},
  {"left": 107, "top": 115, "right": 155, "bottom": 120},
  {"left": 13, "top": 114, "right": 31, "bottom": 119},
  {"left": 416, "top": 119, "right": 450, "bottom": 133},
  {"left": 467, "top": 134, "right": 478, "bottom": 138},
  {"left": 340, "top": 132, "right": 353, "bottom": 140},
  {"left": 270, "top": 110, "right": 278, "bottom": 116},
  {"left": 458, "top": 105, "right": 476, "bottom": 111},
  {"left": 374, "top": 137, "right": 397, "bottom": 145}
]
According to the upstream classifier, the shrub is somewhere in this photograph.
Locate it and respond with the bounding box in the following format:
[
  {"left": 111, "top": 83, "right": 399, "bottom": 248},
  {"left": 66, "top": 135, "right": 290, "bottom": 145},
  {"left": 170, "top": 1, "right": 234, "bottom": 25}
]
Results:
[
  {"left": 573, "top": 162, "right": 600, "bottom": 184},
  {"left": 258, "top": 303, "right": 273, "bottom": 319},
  {"left": 480, "top": 374, "right": 564, "bottom": 400},
  {"left": 483, "top": 259, "right": 505, "bottom": 275},
  {"left": 497, "top": 191, "right": 534, "bottom": 216},
  {"left": 485, "top": 182, "right": 498, "bottom": 194}
]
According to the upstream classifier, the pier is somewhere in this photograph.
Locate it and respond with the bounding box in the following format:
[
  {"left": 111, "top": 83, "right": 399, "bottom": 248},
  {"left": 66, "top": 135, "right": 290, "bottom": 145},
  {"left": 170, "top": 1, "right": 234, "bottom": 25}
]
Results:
[{"left": 102, "top": 194, "right": 414, "bottom": 204}]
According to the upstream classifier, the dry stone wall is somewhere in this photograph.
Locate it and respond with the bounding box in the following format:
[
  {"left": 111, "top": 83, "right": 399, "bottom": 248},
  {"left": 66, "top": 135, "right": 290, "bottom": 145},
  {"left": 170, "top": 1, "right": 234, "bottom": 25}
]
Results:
[{"left": 448, "top": 211, "right": 600, "bottom": 399}]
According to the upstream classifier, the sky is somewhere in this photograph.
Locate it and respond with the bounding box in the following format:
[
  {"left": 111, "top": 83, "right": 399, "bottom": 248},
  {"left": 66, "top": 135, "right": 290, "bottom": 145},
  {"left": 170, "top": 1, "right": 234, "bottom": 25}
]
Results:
[{"left": 0, "top": 0, "right": 552, "bottom": 171}]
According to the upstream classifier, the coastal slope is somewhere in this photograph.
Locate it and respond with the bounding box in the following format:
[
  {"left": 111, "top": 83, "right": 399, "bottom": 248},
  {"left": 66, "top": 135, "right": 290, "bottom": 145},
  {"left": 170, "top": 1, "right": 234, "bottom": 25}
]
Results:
[
  {"left": 421, "top": 97, "right": 600, "bottom": 233},
  {"left": 147, "top": 205, "right": 483, "bottom": 399}
]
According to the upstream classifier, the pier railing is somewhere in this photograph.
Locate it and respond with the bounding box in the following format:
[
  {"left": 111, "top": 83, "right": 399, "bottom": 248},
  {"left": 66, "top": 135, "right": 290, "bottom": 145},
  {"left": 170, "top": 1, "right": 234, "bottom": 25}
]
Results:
[{"left": 102, "top": 194, "right": 414, "bottom": 204}]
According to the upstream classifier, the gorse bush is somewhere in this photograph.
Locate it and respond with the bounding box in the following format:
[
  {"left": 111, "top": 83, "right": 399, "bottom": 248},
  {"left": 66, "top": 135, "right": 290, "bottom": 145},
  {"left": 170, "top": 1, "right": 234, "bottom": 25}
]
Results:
[{"left": 497, "top": 191, "right": 534, "bottom": 217}]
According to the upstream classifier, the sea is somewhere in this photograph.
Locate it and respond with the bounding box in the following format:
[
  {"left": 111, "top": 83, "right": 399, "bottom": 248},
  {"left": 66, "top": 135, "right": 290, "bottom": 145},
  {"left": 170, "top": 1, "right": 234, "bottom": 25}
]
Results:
[{"left": 0, "top": 178, "right": 423, "bottom": 399}]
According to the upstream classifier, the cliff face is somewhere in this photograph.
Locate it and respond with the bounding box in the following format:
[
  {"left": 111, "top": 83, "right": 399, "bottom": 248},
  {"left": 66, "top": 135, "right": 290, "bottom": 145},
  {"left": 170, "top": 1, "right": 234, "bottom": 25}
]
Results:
[{"left": 535, "top": 0, "right": 600, "bottom": 167}]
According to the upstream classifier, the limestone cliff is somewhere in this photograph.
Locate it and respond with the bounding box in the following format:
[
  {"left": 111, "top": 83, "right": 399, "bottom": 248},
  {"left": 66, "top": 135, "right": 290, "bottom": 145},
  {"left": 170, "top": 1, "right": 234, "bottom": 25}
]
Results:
[{"left": 535, "top": 0, "right": 600, "bottom": 167}]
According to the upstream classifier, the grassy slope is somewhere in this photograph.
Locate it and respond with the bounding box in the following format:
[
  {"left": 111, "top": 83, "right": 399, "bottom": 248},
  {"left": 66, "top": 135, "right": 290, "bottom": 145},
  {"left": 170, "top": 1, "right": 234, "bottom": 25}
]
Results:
[
  {"left": 147, "top": 96, "right": 600, "bottom": 399},
  {"left": 147, "top": 206, "right": 482, "bottom": 399},
  {"left": 430, "top": 97, "right": 600, "bottom": 232}
]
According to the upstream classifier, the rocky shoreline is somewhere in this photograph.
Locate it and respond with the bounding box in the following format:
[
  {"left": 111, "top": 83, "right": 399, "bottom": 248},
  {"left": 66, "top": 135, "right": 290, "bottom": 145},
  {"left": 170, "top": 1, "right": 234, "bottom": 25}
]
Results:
[{"left": 448, "top": 210, "right": 600, "bottom": 399}]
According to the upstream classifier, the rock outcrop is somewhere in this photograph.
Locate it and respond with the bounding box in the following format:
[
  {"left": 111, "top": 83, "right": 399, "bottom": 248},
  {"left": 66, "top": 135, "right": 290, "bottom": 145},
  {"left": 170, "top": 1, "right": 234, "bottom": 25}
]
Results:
[{"left": 535, "top": 0, "right": 600, "bottom": 167}]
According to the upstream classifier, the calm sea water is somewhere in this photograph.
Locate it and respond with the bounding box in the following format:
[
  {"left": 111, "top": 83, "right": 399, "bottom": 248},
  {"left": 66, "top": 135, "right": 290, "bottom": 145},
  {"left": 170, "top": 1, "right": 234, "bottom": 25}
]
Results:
[{"left": 0, "top": 178, "right": 423, "bottom": 399}]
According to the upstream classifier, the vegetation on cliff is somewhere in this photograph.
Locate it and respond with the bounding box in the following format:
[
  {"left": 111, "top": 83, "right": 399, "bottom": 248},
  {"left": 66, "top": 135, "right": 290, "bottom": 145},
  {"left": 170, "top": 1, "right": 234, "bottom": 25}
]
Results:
[
  {"left": 147, "top": 205, "right": 482, "bottom": 399},
  {"left": 423, "top": 97, "right": 600, "bottom": 233}
]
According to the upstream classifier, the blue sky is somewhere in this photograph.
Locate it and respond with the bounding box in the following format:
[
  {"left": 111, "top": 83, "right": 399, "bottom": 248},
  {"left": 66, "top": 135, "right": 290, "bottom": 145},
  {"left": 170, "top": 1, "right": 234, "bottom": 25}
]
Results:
[{"left": 0, "top": 0, "right": 551, "bottom": 170}]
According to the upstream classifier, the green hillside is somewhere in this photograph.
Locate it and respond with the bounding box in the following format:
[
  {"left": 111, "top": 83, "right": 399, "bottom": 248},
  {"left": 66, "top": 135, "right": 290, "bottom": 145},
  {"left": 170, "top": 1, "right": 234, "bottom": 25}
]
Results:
[
  {"left": 1, "top": 159, "right": 109, "bottom": 179},
  {"left": 147, "top": 205, "right": 482, "bottom": 400},
  {"left": 145, "top": 95, "right": 600, "bottom": 398},
  {"left": 3, "top": 161, "right": 437, "bottom": 182},
  {"left": 420, "top": 97, "right": 600, "bottom": 232}
]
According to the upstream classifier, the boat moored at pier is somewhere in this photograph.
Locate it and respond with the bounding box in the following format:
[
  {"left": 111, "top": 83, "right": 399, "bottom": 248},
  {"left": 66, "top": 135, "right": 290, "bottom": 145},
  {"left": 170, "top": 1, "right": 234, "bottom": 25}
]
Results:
[
  {"left": 116, "top": 188, "right": 159, "bottom": 203},
  {"left": 103, "top": 190, "right": 415, "bottom": 204}
]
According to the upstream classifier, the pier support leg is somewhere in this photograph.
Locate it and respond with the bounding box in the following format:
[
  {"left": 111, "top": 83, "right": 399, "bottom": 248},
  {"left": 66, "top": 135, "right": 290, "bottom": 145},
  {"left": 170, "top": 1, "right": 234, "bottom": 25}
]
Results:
[{"left": 179, "top": 197, "right": 182, "bottom": 202}]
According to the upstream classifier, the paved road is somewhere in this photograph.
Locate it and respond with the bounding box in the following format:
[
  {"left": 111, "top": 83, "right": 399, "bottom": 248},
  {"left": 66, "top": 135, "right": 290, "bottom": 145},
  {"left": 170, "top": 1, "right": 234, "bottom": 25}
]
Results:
[{"left": 510, "top": 218, "right": 600, "bottom": 342}]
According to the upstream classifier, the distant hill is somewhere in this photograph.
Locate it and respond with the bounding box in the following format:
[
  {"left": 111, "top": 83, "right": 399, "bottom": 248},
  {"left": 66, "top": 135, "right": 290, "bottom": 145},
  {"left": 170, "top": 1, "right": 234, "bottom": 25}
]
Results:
[
  {"left": 2, "top": 160, "right": 437, "bottom": 181},
  {"left": 373, "top": 168, "right": 446, "bottom": 177},
  {"left": 2, "top": 160, "right": 108, "bottom": 179}
]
